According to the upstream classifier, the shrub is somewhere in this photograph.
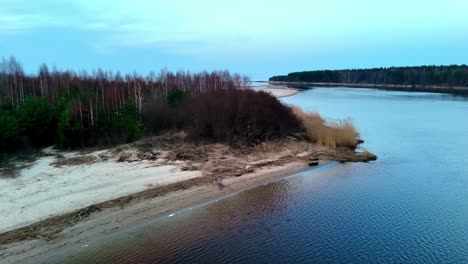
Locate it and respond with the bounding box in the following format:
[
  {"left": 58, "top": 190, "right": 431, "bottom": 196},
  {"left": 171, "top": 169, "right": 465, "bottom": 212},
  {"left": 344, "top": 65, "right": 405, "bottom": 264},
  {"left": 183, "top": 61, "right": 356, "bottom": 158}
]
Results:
[
  {"left": 182, "top": 89, "right": 301, "bottom": 143},
  {"left": 0, "top": 107, "right": 23, "bottom": 152},
  {"left": 112, "top": 103, "right": 143, "bottom": 143},
  {"left": 56, "top": 100, "right": 88, "bottom": 149},
  {"left": 141, "top": 100, "right": 183, "bottom": 134},
  {"left": 167, "top": 89, "right": 189, "bottom": 106},
  {"left": 16, "top": 97, "right": 59, "bottom": 147},
  {"left": 142, "top": 89, "right": 302, "bottom": 143},
  {"left": 57, "top": 102, "right": 143, "bottom": 149}
]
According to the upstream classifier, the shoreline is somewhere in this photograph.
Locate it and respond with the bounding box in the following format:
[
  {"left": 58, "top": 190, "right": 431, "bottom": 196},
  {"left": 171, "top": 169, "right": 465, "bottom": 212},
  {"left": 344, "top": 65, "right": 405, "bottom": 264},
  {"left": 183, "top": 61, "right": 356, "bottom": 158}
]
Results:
[
  {"left": 267, "top": 81, "right": 468, "bottom": 95},
  {"left": 0, "top": 137, "right": 376, "bottom": 263},
  {"left": 1, "top": 161, "right": 324, "bottom": 263}
]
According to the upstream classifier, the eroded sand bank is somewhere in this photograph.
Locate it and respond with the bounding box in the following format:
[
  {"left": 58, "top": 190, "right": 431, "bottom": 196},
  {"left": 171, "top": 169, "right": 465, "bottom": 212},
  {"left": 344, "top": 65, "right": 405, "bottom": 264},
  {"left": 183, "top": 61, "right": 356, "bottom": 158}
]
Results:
[{"left": 0, "top": 148, "right": 201, "bottom": 234}]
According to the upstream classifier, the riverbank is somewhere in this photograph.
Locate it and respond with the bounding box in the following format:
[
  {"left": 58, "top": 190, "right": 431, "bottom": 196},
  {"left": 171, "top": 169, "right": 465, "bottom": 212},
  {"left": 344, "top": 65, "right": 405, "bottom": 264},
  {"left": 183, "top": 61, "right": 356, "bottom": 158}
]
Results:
[
  {"left": 269, "top": 81, "right": 468, "bottom": 95},
  {"left": 250, "top": 85, "right": 302, "bottom": 98},
  {"left": 0, "top": 161, "right": 311, "bottom": 263},
  {"left": 0, "top": 135, "right": 375, "bottom": 263}
]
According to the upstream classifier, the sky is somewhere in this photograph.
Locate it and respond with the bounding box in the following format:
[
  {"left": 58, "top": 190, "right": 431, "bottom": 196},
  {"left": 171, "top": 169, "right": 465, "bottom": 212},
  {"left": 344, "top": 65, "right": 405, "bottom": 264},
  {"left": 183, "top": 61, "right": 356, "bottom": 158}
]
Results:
[{"left": 1, "top": 0, "right": 467, "bottom": 79}]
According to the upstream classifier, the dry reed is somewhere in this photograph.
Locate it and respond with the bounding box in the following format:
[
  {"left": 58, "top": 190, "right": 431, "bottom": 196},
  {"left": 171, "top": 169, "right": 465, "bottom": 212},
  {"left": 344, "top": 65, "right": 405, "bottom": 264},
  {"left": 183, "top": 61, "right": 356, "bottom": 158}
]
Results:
[{"left": 290, "top": 106, "right": 358, "bottom": 148}]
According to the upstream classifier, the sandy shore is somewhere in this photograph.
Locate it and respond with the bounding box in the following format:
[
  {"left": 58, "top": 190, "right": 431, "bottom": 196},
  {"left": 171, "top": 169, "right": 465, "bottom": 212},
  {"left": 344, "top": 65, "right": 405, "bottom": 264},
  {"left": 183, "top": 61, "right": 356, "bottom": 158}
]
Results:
[
  {"left": 0, "top": 150, "right": 201, "bottom": 234},
  {"left": 250, "top": 85, "right": 302, "bottom": 98},
  {"left": 0, "top": 161, "right": 319, "bottom": 263},
  {"left": 0, "top": 135, "right": 376, "bottom": 263}
]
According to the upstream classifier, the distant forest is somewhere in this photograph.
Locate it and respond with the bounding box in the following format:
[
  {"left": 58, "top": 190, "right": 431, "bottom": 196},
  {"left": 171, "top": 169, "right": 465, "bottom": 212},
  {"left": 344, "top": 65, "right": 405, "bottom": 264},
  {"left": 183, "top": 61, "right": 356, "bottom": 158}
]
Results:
[{"left": 270, "top": 65, "right": 468, "bottom": 87}]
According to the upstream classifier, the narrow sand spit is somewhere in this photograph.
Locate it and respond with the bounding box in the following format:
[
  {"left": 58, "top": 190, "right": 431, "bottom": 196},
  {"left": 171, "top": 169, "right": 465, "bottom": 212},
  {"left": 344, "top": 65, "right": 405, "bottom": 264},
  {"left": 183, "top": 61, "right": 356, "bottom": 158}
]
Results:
[{"left": 250, "top": 85, "right": 301, "bottom": 98}]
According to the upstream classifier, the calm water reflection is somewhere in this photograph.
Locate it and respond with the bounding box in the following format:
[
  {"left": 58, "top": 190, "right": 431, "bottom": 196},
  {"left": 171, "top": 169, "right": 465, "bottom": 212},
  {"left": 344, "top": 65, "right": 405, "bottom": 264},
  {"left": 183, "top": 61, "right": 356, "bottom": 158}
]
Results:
[{"left": 47, "top": 88, "right": 468, "bottom": 264}]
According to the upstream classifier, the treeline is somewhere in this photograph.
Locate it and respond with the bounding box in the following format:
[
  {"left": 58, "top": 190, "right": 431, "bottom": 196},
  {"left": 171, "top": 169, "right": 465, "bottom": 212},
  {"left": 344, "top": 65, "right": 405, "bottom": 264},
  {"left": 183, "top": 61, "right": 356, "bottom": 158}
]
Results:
[
  {"left": 270, "top": 65, "right": 468, "bottom": 87},
  {"left": 1, "top": 56, "right": 270, "bottom": 156}
]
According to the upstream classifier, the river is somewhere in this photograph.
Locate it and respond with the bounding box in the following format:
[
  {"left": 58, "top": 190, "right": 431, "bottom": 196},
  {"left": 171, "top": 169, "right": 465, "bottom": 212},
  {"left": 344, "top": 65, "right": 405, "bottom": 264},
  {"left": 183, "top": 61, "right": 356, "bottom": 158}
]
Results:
[{"left": 46, "top": 87, "right": 468, "bottom": 263}]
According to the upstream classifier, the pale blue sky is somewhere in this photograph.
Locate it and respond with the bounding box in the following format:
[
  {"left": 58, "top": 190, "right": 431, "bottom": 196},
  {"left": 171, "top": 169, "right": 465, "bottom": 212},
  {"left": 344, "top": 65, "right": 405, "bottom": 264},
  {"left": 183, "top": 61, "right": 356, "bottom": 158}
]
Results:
[{"left": 1, "top": 0, "right": 467, "bottom": 79}]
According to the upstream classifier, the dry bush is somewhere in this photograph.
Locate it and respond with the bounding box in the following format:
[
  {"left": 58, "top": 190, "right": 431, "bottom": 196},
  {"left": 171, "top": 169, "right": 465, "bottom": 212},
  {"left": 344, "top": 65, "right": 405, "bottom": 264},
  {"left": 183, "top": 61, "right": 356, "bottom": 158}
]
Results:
[
  {"left": 290, "top": 106, "right": 358, "bottom": 148},
  {"left": 143, "top": 89, "right": 302, "bottom": 144},
  {"left": 184, "top": 89, "right": 302, "bottom": 143}
]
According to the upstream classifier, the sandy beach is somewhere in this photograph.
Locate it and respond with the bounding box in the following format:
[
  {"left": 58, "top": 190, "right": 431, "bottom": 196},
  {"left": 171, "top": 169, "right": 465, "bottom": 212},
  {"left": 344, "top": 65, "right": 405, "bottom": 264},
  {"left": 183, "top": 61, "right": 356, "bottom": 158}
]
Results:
[{"left": 0, "top": 149, "right": 201, "bottom": 234}]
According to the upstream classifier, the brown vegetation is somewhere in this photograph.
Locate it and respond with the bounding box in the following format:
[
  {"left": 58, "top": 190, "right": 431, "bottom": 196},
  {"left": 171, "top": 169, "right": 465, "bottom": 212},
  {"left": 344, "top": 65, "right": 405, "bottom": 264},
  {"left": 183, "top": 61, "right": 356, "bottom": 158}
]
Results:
[
  {"left": 291, "top": 106, "right": 359, "bottom": 148},
  {"left": 142, "top": 89, "right": 301, "bottom": 143}
]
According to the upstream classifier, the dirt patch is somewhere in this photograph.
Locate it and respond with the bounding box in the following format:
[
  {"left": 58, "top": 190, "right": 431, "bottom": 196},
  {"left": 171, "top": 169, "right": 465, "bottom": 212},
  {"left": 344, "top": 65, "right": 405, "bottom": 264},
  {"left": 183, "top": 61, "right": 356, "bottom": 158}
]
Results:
[
  {"left": 166, "top": 139, "right": 376, "bottom": 178},
  {"left": 0, "top": 153, "right": 39, "bottom": 178},
  {"left": 311, "top": 147, "right": 377, "bottom": 163},
  {"left": 51, "top": 155, "right": 97, "bottom": 167},
  {"left": 0, "top": 167, "right": 21, "bottom": 179},
  {"left": 116, "top": 150, "right": 160, "bottom": 162},
  {"left": 104, "top": 136, "right": 376, "bottom": 168}
]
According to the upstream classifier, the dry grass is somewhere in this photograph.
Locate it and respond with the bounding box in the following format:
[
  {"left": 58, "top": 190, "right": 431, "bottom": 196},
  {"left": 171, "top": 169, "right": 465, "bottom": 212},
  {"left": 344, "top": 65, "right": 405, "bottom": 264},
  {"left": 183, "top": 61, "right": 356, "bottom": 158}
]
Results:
[
  {"left": 253, "top": 141, "right": 285, "bottom": 153},
  {"left": 290, "top": 106, "right": 358, "bottom": 148},
  {"left": 51, "top": 155, "right": 97, "bottom": 167}
]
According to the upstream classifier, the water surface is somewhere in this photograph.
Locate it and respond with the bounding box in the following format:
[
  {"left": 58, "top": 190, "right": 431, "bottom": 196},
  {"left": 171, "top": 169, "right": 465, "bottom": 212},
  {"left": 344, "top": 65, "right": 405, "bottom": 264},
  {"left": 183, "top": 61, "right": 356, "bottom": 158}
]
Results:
[{"left": 47, "top": 87, "right": 468, "bottom": 264}]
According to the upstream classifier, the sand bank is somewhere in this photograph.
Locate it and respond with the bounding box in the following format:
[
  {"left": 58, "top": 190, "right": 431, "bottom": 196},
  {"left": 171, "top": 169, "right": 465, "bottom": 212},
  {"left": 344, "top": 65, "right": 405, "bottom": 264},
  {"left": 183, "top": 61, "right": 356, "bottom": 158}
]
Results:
[
  {"left": 268, "top": 81, "right": 468, "bottom": 95},
  {"left": 0, "top": 149, "right": 201, "bottom": 234},
  {"left": 250, "top": 85, "right": 302, "bottom": 98}
]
